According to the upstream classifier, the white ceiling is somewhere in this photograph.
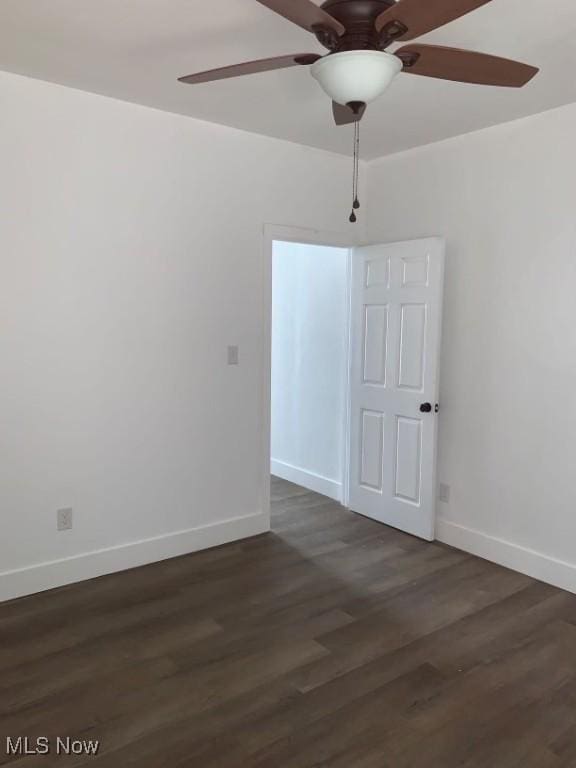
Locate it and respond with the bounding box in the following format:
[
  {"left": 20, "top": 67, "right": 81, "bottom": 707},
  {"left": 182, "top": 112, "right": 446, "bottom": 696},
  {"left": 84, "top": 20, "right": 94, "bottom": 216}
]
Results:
[{"left": 1, "top": 0, "right": 576, "bottom": 159}]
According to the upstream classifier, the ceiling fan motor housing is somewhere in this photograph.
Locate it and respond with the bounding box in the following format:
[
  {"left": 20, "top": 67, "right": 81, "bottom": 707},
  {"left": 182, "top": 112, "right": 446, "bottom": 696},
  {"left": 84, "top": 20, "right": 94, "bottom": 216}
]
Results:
[{"left": 316, "top": 0, "right": 398, "bottom": 51}]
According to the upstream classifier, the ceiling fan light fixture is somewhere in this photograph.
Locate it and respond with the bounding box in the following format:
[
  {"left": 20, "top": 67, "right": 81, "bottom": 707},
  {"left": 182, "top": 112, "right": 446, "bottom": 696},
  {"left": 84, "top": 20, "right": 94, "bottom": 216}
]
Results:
[{"left": 311, "top": 50, "right": 402, "bottom": 106}]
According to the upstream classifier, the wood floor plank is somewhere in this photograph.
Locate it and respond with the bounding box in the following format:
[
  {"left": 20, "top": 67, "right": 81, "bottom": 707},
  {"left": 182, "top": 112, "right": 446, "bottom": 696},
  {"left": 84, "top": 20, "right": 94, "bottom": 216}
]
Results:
[{"left": 2, "top": 475, "right": 576, "bottom": 767}]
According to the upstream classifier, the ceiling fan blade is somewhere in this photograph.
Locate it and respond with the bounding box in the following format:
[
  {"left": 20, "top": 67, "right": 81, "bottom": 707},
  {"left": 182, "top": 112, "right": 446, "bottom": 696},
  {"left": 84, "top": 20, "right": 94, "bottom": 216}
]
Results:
[
  {"left": 375, "top": 0, "right": 492, "bottom": 40},
  {"left": 332, "top": 102, "right": 366, "bottom": 126},
  {"left": 178, "top": 53, "right": 321, "bottom": 84},
  {"left": 396, "top": 44, "right": 539, "bottom": 87},
  {"left": 255, "top": 0, "right": 345, "bottom": 36}
]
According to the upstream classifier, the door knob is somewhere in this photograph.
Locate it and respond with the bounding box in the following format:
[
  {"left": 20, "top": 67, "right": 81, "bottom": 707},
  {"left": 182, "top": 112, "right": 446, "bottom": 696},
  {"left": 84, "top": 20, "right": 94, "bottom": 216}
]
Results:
[{"left": 419, "top": 402, "right": 432, "bottom": 413}]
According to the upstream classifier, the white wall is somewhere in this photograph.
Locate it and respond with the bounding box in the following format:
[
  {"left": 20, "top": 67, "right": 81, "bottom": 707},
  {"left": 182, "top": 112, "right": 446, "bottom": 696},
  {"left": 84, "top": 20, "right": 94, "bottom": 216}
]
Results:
[
  {"left": 367, "top": 102, "right": 576, "bottom": 592},
  {"left": 271, "top": 241, "right": 349, "bottom": 500},
  {"left": 5, "top": 66, "right": 575, "bottom": 601},
  {"left": 0, "top": 71, "right": 361, "bottom": 601}
]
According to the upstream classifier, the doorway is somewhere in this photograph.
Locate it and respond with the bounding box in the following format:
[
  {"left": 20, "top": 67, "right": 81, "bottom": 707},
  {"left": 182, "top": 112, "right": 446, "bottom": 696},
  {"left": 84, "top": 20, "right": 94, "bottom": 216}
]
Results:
[
  {"left": 270, "top": 239, "right": 351, "bottom": 503},
  {"left": 262, "top": 227, "right": 445, "bottom": 542}
]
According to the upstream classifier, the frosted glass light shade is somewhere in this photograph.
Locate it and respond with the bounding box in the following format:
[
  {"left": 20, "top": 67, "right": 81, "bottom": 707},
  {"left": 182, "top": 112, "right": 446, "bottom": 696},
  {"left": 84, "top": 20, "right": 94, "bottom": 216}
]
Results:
[{"left": 311, "top": 50, "right": 402, "bottom": 106}]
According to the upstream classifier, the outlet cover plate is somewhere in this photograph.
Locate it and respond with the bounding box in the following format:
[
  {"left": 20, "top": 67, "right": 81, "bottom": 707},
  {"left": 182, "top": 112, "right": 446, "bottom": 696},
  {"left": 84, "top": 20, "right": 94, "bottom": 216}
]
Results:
[
  {"left": 57, "top": 508, "right": 73, "bottom": 531},
  {"left": 227, "top": 345, "right": 239, "bottom": 366}
]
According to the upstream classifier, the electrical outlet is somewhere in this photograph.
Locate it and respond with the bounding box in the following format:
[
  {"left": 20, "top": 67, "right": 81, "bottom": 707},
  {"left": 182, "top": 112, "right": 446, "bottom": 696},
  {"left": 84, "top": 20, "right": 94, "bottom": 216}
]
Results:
[
  {"left": 438, "top": 484, "right": 451, "bottom": 504},
  {"left": 57, "top": 508, "right": 73, "bottom": 531},
  {"left": 227, "top": 345, "right": 239, "bottom": 366}
]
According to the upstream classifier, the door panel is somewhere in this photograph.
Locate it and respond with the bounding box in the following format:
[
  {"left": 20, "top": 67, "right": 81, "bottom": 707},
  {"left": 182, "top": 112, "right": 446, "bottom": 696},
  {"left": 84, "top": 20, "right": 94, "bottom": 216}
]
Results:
[
  {"left": 348, "top": 238, "right": 444, "bottom": 540},
  {"left": 398, "top": 304, "right": 427, "bottom": 390},
  {"left": 402, "top": 254, "right": 429, "bottom": 287},
  {"left": 395, "top": 416, "right": 422, "bottom": 503},
  {"left": 360, "top": 410, "right": 385, "bottom": 491},
  {"left": 366, "top": 258, "right": 390, "bottom": 288},
  {"left": 363, "top": 305, "right": 388, "bottom": 386}
]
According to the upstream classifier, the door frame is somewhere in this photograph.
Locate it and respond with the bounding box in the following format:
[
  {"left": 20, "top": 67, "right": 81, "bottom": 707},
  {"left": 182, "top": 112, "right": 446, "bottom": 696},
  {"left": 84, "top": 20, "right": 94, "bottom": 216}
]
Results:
[
  {"left": 261, "top": 227, "right": 445, "bottom": 534},
  {"left": 261, "top": 224, "right": 357, "bottom": 524}
]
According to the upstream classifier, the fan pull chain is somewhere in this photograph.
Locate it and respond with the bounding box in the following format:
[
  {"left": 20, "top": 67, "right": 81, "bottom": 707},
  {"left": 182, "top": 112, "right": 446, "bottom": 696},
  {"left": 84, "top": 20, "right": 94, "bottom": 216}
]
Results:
[
  {"left": 349, "top": 119, "right": 361, "bottom": 224},
  {"left": 353, "top": 121, "right": 359, "bottom": 212}
]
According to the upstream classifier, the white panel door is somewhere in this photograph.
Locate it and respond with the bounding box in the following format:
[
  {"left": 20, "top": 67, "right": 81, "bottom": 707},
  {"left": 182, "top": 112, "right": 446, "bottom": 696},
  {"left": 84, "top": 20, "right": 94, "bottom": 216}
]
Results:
[{"left": 348, "top": 238, "right": 444, "bottom": 540}]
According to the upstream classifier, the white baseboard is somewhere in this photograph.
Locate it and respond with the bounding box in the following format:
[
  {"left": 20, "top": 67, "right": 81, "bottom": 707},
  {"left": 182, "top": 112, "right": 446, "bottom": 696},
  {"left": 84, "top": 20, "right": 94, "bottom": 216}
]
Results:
[
  {"left": 0, "top": 511, "right": 269, "bottom": 604},
  {"left": 436, "top": 518, "right": 576, "bottom": 595},
  {"left": 271, "top": 459, "right": 342, "bottom": 502}
]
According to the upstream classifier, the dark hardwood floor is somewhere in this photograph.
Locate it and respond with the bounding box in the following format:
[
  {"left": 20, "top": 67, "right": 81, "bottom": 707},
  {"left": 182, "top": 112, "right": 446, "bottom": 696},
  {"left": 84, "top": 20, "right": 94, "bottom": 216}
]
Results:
[{"left": 2, "top": 477, "right": 576, "bottom": 766}]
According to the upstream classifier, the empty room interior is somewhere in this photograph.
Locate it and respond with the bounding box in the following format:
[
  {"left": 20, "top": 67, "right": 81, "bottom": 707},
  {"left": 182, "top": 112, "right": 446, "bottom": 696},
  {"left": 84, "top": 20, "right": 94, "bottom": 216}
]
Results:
[{"left": 2, "top": 0, "right": 576, "bottom": 765}]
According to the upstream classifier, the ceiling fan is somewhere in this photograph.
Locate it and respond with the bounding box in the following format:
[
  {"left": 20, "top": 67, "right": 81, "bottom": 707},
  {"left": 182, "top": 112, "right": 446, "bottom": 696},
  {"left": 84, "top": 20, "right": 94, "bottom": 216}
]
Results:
[{"left": 178, "top": 0, "right": 539, "bottom": 126}]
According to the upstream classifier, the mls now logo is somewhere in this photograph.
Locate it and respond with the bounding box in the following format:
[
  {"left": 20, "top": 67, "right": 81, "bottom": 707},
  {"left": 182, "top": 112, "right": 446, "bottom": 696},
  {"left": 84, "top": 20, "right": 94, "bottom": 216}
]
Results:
[
  {"left": 6, "top": 738, "right": 50, "bottom": 756},
  {"left": 6, "top": 737, "right": 100, "bottom": 756}
]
